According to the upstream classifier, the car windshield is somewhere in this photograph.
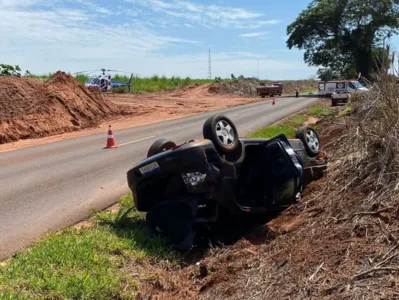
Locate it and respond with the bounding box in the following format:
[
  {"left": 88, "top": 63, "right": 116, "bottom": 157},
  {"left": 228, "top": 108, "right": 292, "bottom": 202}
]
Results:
[{"left": 348, "top": 81, "right": 364, "bottom": 89}]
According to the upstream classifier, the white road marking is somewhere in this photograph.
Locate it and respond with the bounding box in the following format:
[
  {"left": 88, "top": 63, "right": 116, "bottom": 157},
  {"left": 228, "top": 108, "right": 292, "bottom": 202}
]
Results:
[{"left": 117, "top": 136, "right": 155, "bottom": 147}]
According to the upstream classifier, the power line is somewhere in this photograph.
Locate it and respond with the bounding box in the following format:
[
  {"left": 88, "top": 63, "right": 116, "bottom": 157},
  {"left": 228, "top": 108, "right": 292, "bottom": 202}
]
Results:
[{"left": 208, "top": 48, "right": 212, "bottom": 80}]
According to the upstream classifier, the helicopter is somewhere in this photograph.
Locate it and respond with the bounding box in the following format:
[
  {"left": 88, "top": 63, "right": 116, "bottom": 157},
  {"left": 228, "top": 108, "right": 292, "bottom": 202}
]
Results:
[{"left": 73, "top": 68, "right": 134, "bottom": 93}]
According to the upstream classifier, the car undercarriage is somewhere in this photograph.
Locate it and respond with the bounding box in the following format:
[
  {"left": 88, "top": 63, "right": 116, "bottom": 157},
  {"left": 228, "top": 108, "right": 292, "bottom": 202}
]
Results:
[{"left": 127, "top": 115, "right": 327, "bottom": 249}]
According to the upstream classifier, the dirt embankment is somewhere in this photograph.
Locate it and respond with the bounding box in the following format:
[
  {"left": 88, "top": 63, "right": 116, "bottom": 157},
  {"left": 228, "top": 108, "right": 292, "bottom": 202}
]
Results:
[
  {"left": 0, "top": 76, "right": 267, "bottom": 146},
  {"left": 208, "top": 79, "right": 318, "bottom": 97},
  {"left": 0, "top": 72, "right": 125, "bottom": 144},
  {"left": 110, "top": 83, "right": 261, "bottom": 117}
]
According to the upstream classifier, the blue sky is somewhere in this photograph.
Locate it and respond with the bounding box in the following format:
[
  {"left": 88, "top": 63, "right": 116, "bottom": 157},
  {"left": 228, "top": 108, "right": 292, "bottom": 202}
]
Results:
[{"left": 1, "top": 0, "right": 398, "bottom": 79}]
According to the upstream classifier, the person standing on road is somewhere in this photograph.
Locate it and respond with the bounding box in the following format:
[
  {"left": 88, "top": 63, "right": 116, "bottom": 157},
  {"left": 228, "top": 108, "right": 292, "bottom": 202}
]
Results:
[{"left": 295, "top": 86, "right": 300, "bottom": 98}]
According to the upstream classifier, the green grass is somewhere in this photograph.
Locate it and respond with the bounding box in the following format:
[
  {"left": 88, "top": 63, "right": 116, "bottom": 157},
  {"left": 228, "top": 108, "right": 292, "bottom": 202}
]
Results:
[
  {"left": 248, "top": 124, "right": 297, "bottom": 139},
  {"left": 286, "top": 115, "right": 309, "bottom": 127},
  {"left": 307, "top": 106, "right": 332, "bottom": 117},
  {"left": 32, "top": 73, "right": 213, "bottom": 93},
  {"left": 0, "top": 195, "right": 176, "bottom": 300},
  {"left": 299, "top": 88, "right": 315, "bottom": 94},
  {"left": 247, "top": 105, "right": 332, "bottom": 139}
]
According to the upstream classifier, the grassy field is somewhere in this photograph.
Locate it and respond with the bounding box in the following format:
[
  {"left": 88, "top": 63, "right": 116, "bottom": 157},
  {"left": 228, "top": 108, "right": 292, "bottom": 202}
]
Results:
[
  {"left": 33, "top": 73, "right": 213, "bottom": 93},
  {"left": 32, "top": 72, "right": 318, "bottom": 94},
  {"left": 248, "top": 105, "right": 332, "bottom": 138},
  {"left": 0, "top": 195, "right": 177, "bottom": 300}
]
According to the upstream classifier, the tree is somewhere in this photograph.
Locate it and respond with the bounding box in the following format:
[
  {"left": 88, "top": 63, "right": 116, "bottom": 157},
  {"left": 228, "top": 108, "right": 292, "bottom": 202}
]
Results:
[
  {"left": 317, "top": 68, "right": 334, "bottom": 81},
  {"left": 287, "top": 0, "right": 399, "bottom": 80},
  {"left": 0, "top": 64, "right": 21, "bottom": 76}
]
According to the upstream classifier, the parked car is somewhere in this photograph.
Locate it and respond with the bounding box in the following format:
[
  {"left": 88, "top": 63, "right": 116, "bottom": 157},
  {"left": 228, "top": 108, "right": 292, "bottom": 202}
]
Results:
[
  {"left": 317, "top": 80, "right": 368, "bottom": 106},
  {"left": 331, "top": 91, "right": 351, "bottom": 106},
  {"left": 127, "top": 115, "right": 327, "bottom": 249}
]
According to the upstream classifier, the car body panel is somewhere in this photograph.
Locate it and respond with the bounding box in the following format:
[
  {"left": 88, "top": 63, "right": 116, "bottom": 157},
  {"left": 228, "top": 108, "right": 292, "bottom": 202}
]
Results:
[{"left": 126, "top": 133, "right": 327, "bottom": 249}]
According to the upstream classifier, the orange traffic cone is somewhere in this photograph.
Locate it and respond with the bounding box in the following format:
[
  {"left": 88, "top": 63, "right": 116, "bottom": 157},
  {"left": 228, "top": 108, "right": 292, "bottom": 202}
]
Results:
[
  {"left": 105, "top": 125, "right": 117, "bottom": 149},
  {"left": 272, "top": 98, "right": 276, "bottom": 105}
]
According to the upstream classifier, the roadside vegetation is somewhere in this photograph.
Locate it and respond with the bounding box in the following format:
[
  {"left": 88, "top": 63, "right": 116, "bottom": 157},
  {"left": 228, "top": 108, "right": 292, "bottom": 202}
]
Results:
[
  {"left": 1, "top": 0, "right": 398, "bottom": 297},
  {"left": 0, "top": 195, "right": 177, "bottom": 300},
  {"left": 0, "top": 102, "right": 333, "bottom": 299},
  {"left": 32, "top": 73, "right": 213, "bottom": 93},
  {"left": 2, "top": 76, "right": 399, "bottom": 298},
  {"left": 223, "top": 74, "right": 399, "bottom": 300},
  {"left": 287, "top": 0, "right": 398, "bottom": 81},
  {"left": 87, "top": 75, "right": 213, "bottom": 93},
  {"left": 248, "top": 104, "right": 332, "bottom": 139}
]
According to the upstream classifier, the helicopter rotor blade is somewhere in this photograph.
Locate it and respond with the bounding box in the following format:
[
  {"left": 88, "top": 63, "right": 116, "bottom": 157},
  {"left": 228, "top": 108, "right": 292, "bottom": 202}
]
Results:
[
  {"left": 72, "top": 69, "right": 101, "bottom": 75},
  {"left": 106, "top": 69, "right": 135, "bottom": 74}
]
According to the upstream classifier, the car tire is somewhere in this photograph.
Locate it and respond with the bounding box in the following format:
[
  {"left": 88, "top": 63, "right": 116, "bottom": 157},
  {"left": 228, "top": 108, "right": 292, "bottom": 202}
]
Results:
[
  {"left": 203, "top": 115, "right": 240, "bottom": 155},
  {"left": 295, "top": 126, "right": 321, "bottom": 158},
  {"left": 147, "top": 139, "right": 176, "bottom": 157},
  {"left": 331, "top": 98, "right": 337, "bottom": 106}
]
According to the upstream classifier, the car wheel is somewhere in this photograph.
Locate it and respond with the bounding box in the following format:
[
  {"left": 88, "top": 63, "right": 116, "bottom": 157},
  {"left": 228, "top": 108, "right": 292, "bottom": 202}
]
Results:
[
  {"left": 147, "top": 139, "right": 176, "bottom": 157},
  {"left": 203, "top": 115, "right": 240, "bottom": 155},
  {"left": 295, "top": 126, "right": 321, "bottom": 158}
]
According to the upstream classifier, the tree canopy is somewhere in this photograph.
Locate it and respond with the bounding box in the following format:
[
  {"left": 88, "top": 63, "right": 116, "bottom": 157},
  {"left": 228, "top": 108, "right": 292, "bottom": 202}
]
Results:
[
  {"left": 0, "top": 64, "right": 21, "bottom": 76},
  {"left": 287, "top": 0, "right": 399, "bottom": 79}
]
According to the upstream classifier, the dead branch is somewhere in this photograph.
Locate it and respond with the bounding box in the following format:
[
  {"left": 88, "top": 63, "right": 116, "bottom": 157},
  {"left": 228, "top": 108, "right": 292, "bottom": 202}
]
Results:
[
  {"left": 376, "top": 251, "right": 399, "bottom": 268},
  {"left": 308, "top": 262, "right": 324, "bottom": 281},
  {"left": 381, "top": 243, "right": 399, "bottom": 261},
  {"left": 352, "top": 267, "right": 399, "bottom": 281},
  {"left": 333, "top": 206, "right": 394, "bottom": 223}
]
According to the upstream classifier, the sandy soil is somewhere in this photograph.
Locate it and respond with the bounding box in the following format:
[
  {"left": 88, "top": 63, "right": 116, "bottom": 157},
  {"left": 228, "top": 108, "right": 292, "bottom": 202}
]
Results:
[{"left": 110, "top": 83, "right": 257, "bottom": 114}]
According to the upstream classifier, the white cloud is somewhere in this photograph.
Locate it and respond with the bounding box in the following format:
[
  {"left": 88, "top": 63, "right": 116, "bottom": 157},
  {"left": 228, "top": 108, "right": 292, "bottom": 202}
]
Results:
[
  {"left": 0, "top": 4, "right": 198, "bottom": 52},
  {"left": 126, "top": 0, "right": 280, "bottom": 29},
  {"left": 239, "top": 32, "right": 268, "bottom": 38},
  {"left": 0, "top": 0, "right": 315, "bottom": 80}
]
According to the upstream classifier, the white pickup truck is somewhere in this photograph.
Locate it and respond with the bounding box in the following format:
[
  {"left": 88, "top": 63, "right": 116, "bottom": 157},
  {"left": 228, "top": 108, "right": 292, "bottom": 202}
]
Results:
[{"left": 318, "top": 80, "right": 369, "bottom": 106}]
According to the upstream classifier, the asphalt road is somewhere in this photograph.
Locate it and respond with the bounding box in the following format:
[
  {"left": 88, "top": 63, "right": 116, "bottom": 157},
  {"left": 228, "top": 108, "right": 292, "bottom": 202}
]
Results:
[{"left": 0, "top": 95, "right": 317, "bottom": 259}]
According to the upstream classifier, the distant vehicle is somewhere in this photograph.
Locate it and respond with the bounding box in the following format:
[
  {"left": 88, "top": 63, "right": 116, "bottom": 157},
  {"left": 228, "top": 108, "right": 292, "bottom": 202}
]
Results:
[
  {"left": 256, "top": 83, "right": 283, "bottom": 98},
  {"left": 318, "top": 80, "right": 369, "bottom": 106},
  {"left": 74, "top": 69, "right": 134, "bottom": 93},
  {"left": 318, "top": 80, "right": 369, "bottom": 97}
]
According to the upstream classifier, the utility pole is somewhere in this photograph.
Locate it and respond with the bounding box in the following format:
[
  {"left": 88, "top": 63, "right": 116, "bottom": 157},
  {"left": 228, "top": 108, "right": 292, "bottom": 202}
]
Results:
[
  {"left": 208, "top": 49, "right": 212, "bottom": 80},
  {"left": 257, "top": 60, "right": 259, "bottom": 79}
]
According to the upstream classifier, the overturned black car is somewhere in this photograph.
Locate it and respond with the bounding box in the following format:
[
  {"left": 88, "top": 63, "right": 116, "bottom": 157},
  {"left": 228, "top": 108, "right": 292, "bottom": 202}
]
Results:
[{"left": 127, "top": 115, "right": 327, "bottom": 249}]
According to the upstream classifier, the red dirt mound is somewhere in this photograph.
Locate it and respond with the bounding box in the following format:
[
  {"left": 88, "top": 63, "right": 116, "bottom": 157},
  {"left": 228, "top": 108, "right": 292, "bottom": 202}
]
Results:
[
  {"left": 0, "top": 72, "right": 122, "bottom": 144},
  {"left": 208, "top": 79, "right": 319, "bottom": 97}
]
